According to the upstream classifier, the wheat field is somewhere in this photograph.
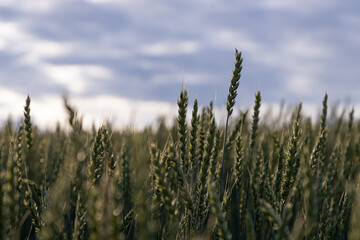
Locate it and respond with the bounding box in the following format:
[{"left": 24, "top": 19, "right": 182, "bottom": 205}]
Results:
[{"left": 0, "top": 49, "right": 359, "bottom": 240}]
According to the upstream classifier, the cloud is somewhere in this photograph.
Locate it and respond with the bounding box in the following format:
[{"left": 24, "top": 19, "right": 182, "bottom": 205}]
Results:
[
  {"left": 256, "top": 0, "right": 337, "bottom": 14},
  {"left": 39, "top": 64, "right": 113, "bottom": 94},
  {"left": 0, "top": 88, "right": 25, "bottom": 119},
  {"left": 0, "top": 21, "right": 72, "bottom": 64},
  {"left": 284, "top": 37, "right": 332, "bottom": 59},
  {"left": 0, "top": 0, "right": 62, "bottom": 13},
  {"left": 0, "top": 21, "right": 114, "bottom": 96},
  {"left": 0, "top": 88, "right": 67, "bottom": 129},
  {"left": 149, "top": 71, "right": 217, "bottom": 86},
  {"left": 140, "top": 40, "right": 200, "bottom": 56},
  {"left": 84, "top": 0, "right": 130, "bottom": 5},
  {"left": 0, "top": 88, "right": 177, "bottom": 130},
  {"left": 0, "top": 0, "right": 360, "bottom": 129},
  {"left": 285, "top": 75, "right": 317, "bottom": 96},
  {"left": 206, "top": 30, "right": 260, "bottom": 52},
  {"left": 2, "top": 86, "right": 360, "bottom": 131}
]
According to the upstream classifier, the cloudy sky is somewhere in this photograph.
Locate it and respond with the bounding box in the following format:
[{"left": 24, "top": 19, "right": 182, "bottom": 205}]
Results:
[{"left": 0, "top": 0, "right": 359, "bottom": 129}]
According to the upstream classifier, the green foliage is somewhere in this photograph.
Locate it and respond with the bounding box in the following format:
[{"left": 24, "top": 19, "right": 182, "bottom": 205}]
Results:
[
  {"left": 0, "top": 50, "right": 359, "bottom": 240},
  {"left": 177, "top": 89, "right": 189, "bottom": 174},
  {"left": 226, "top": 49, "right": 243, "bottom": 117}
]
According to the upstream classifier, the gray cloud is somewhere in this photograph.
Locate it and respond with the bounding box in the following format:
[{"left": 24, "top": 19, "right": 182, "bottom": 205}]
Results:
[{"left": 0, "top": 0, "right": 359, "bottom": 113}]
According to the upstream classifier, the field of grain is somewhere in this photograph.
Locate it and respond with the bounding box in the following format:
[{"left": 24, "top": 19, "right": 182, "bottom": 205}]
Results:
[{"left": 0, "top": 50, "right": 359, "bottom": 240}]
